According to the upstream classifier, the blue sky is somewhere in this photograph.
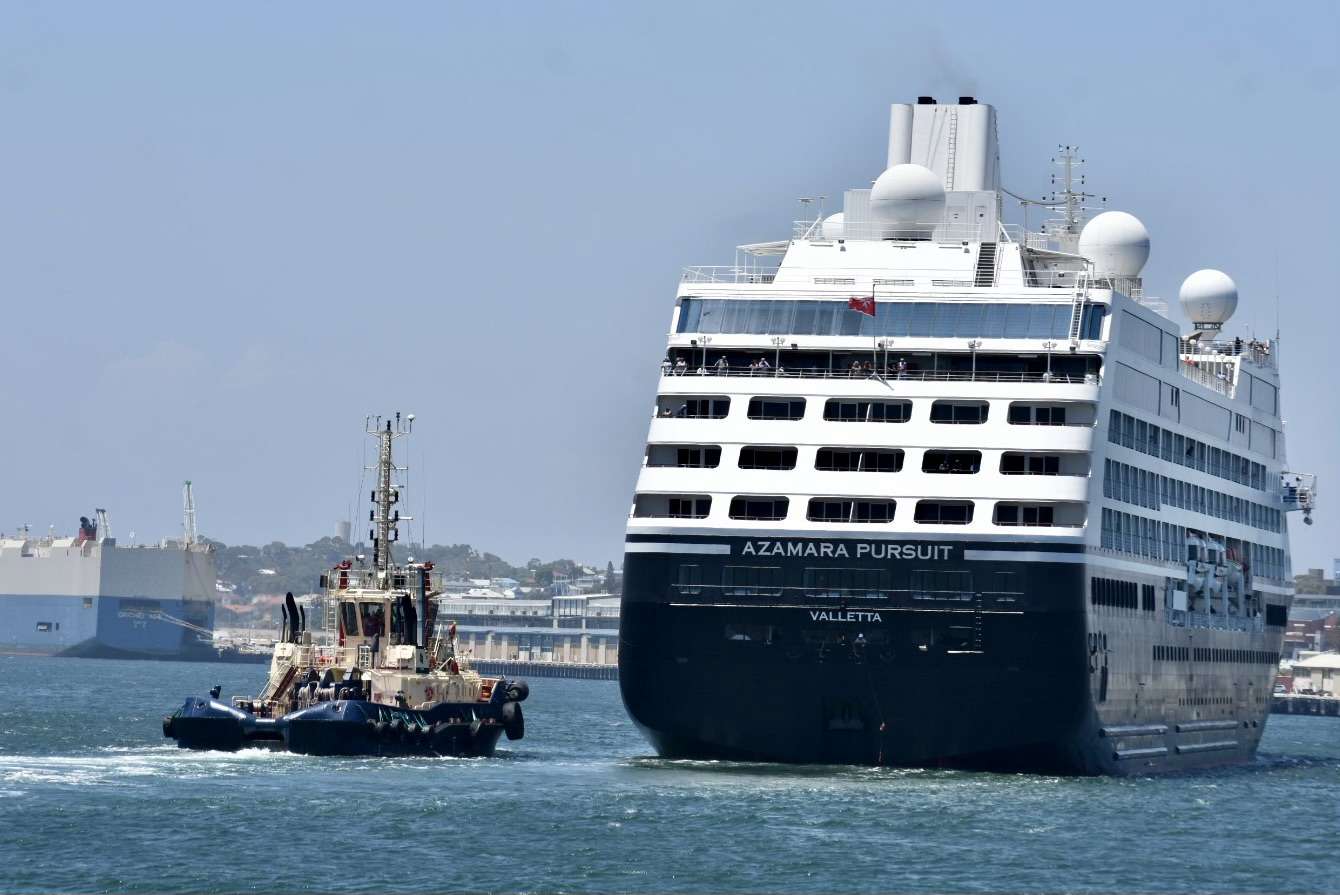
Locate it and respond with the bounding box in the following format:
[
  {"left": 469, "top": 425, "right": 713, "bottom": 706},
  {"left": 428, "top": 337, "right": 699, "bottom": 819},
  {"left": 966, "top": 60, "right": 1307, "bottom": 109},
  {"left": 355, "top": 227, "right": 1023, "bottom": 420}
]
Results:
[{"left": 2, "top": 1, "right": 1336, "bottom": 571}]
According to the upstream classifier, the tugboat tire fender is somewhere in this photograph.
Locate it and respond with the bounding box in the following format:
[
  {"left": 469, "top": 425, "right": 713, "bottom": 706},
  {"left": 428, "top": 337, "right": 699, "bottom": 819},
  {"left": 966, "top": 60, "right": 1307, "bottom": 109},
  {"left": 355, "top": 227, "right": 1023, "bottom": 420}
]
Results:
[
  {"left": 505, "top": 681, "right": 530, "bottom": 703},
  {"left": 502, "top": 701, "right": 524, "bottom": 741},
  {"left": 162, "top": 715, "right": 176, "bottom": 739}
]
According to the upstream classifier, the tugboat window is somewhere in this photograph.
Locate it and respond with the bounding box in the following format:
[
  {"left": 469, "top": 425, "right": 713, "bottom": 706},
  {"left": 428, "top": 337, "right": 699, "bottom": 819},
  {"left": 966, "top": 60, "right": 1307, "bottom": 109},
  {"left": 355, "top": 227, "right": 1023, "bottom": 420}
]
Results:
[
  {"left": 340, "top": 601, "right": 359, "bottom": 636},
  {"left": 360, "top": 602, "right": 385, "bottom": 637},
  {"left": 390, "top": 600, "right": 406, "bottom": 643}
]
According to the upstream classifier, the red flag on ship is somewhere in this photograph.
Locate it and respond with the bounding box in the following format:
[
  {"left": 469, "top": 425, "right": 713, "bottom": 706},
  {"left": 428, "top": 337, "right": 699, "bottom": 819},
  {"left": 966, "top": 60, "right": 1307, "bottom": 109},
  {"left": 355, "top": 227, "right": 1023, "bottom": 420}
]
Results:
[{"left": 848, "top": 294, "right": 876, "bottom": 317}]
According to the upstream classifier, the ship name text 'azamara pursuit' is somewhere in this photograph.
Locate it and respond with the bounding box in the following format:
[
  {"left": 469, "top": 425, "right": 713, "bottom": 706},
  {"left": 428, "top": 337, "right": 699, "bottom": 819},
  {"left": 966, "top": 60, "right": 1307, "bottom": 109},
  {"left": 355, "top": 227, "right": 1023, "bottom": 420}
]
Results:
[{"left": 618, "top": 96, "right": 1318, "bottom": 774}]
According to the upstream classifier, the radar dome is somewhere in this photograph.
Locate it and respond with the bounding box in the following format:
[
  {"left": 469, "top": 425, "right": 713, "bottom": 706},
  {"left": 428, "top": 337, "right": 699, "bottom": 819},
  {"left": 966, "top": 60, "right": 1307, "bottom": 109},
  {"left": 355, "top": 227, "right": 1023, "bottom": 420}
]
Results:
[
  {"left": 1078, "top": 211, "right": 1150, "bottom": 277},
  {"left": 820, "top": 212, "right": 844, "bottom": 239},
  {"left": 1179, "top": 269, "right": 1238, "bottom": 329},
  {"left": 870, "top": 164, "right": 944, "bottom": 236}
]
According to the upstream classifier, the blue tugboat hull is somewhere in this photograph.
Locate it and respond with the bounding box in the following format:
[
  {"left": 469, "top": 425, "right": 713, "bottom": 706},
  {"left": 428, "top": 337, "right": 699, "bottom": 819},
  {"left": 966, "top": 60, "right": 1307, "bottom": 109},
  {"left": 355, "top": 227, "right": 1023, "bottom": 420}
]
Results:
[{"left": 164, "top": 696, "right": 519, "bottom": 757}]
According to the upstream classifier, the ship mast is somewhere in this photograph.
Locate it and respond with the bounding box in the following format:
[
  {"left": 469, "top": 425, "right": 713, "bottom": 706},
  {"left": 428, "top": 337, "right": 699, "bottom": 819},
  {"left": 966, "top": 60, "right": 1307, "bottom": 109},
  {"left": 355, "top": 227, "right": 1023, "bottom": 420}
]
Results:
[
  {"left": 182, "top": 480, "right": 198, "bottom": 546},
  {"left": 367, "top": 413, "right": 414, "bottom": 580}
]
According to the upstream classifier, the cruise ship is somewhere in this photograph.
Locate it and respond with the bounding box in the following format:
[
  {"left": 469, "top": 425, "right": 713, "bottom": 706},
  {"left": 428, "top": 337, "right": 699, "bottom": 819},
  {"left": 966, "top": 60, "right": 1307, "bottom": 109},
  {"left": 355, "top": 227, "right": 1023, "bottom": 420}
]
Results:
[
  {"left": 0, "top": 497, "right": 222, "bottom": 661},
  {"left": 618, "top": 97, "right": 1317, "bottom": 774}
]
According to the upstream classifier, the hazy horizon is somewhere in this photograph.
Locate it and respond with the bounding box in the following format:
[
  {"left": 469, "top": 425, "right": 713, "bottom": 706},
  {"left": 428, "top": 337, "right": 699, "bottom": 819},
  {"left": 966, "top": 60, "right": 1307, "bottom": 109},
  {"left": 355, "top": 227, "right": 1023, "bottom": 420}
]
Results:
[{"left": 4, "top": 2, "right": 1336, "bottom": 572}]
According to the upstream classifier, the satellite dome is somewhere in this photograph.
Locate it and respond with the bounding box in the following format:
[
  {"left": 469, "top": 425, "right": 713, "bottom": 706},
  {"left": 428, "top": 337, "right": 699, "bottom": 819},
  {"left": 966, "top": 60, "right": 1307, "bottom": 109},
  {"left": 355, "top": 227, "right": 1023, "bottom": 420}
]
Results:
[
  {"left": 1179, "top": 269, "right": 1238, "bottom": 329},
  {"left": 820, "top": 212, "right": 844, "bottom": 239},
  {"left": 1078, "top": 211, "right": 1150, "bottom": 277},
  {"left": 870, "top": 164, "right": 945, "bottom": 236}
]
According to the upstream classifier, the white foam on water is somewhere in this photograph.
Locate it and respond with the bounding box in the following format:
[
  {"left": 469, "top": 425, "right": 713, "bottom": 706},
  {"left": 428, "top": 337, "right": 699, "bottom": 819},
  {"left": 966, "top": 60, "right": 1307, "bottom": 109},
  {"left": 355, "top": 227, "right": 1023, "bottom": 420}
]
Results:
[{"left": 0, "top": 744, "right": 304, "bottom": 788}]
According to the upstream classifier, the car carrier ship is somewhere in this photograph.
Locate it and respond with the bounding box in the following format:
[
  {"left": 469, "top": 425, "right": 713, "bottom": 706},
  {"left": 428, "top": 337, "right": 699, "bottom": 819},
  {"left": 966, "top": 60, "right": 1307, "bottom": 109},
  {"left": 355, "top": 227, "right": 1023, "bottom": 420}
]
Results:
[
  {"left": 618, "top": 96, "right": 1318, "bottom": 774},
  {"left": 0, "top": 486, "right": 239, "bottom": 661}
]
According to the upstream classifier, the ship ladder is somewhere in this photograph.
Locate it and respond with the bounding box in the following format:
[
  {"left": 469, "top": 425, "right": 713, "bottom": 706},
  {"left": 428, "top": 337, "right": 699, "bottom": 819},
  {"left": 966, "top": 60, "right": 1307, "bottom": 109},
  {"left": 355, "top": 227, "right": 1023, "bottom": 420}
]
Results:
[{"left": 1067, "top": 267, "right": 1091, "bottom": 345}]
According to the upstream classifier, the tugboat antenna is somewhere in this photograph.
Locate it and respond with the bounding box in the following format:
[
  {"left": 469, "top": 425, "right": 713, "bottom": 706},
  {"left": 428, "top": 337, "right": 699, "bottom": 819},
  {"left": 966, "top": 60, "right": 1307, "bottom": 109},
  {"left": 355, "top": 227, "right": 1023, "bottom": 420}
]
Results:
[{"left": 366, "top": 413, "right": 414, "bottom": 579}]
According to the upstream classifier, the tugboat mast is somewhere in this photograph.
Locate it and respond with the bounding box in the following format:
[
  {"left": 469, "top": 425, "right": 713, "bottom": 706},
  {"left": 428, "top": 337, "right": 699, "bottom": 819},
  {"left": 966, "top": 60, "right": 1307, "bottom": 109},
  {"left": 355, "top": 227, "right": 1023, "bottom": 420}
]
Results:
[{"left": 367, "top": 413, "right": 413, "bottom": 580}]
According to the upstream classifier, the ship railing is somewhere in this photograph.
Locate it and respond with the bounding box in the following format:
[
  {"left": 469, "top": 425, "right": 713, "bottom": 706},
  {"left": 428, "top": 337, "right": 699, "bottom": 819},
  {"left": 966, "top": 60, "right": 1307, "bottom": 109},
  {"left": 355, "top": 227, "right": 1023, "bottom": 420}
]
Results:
[
  {"left": 1177, "top": 358, "right": 1235, "bottom": 397},
  {"left": 1181, "top": 337, "right": 1277, "bottom": 370},
  {"left": 791, "top": 219, "right": 995, "bottom": 243},
  {"left": 680, "top": 265, "right": 1088, "bottom": 290},
  {"left": 657, "top": 365, "right": 1097, "bottom": 385},
  {"left": 682, "top": 266, "right": 779, "bottom": 284}
]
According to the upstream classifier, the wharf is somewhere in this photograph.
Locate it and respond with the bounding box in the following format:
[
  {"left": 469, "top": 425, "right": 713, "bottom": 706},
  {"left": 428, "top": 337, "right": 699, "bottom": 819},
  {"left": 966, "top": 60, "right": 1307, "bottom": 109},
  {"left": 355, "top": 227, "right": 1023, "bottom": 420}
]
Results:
[
  {"left": 1272, "top": 695, "right": 1340, "bottom": 716},
  {"left": 470, "top": 659, "right": 618, "bottom": 681}
]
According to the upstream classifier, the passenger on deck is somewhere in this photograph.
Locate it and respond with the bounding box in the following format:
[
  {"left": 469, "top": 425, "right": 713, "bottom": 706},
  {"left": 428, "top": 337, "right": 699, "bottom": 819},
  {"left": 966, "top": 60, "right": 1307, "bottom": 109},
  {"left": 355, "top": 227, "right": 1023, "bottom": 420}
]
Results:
[
  {"left": 674, "top": 358, "right": 688, "bottom": 375},
  {"left": 660, "top": 358, "right": 672, "bottom": 376},
  {"left": 713, "top": 357, "right": 728, "bottom": 375}
]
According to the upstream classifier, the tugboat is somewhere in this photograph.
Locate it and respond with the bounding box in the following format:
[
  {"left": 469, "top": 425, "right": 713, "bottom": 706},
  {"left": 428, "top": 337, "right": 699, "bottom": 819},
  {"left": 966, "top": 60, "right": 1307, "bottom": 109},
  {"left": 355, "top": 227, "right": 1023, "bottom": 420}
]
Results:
[{"left": 163, "top": 414, "right": 529, "bottom": 756}]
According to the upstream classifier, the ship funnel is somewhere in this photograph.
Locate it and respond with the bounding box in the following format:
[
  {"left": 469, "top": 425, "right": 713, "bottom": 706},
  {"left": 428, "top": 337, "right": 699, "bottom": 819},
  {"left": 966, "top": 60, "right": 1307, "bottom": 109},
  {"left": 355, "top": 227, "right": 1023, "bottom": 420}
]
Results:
[{"left": 886, "top": 99, "right": 999, "bottom": 192}]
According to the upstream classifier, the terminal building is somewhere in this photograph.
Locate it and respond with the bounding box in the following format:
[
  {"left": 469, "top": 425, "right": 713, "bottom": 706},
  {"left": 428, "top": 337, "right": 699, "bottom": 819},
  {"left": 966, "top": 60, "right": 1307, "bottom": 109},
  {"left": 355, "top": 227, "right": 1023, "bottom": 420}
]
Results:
[{"left": 436, "top": 592, "right": 620, "bottom": 667}]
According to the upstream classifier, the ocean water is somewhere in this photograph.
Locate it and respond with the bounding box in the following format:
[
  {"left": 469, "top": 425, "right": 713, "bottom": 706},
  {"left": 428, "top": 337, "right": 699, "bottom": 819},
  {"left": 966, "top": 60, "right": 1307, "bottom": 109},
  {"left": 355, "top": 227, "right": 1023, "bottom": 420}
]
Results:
[{"left": 1, "top": 656, "right": 1338, "bottom": 894}]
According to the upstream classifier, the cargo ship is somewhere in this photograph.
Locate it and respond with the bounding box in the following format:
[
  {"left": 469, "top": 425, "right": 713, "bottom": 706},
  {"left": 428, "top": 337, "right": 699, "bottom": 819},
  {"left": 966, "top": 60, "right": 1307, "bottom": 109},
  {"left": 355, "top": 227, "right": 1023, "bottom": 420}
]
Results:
[
  {"left": 618, "top": 96, "right": 1317, "bottom": 774},
  {"left": 0, "top": 494, "right": 250, "bottom": 661}
]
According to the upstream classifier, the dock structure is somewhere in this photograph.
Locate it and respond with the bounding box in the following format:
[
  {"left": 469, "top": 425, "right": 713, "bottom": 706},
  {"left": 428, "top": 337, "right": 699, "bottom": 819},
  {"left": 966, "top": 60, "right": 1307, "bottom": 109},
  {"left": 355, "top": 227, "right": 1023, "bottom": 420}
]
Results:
[
  {"left": 470, "top": 659, "right": 618, "bottom": 681},
  {"left": 1271, "top": 695, "right": 1340, "bottom": 716}
]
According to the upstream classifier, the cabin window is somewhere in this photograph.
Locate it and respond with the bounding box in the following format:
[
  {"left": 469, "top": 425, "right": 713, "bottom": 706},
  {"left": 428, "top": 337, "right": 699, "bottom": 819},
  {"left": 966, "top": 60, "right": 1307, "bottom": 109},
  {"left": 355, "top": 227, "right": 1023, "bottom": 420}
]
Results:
[
  {"left": 922, "top": 450, "right": 982, "bottom": 474},
  {"left": 1008, "top": 403, "right": 1068, "bottom": 425},
  {"left": 633, "top": 495, "right": 711, "bottom": 518},
  {"left": 340, "top": 601, "right": 359, "bottom": 636},
  {"left": 930, "top": 401, "right": 988, "bottom": 424},
  {"left": 359, "top": 603, "right": 385, "bottom": 637},
  {"left": 82, "top": 597, "right": 94, "bottom": 608},
  {"left": 747, "top": 397, "right": 806, "bottom": 420},
  {"left": 656, "top": 396, "right": 729, "bottom": 419},
  {"left": 35, "top": 621, "right": 53, "bottom": 632},
  {"left": 738, "top": 446, "right": 798, "bottom": 470},
  {"left": 1001, "top": 453, "right": 1061, "bottom": 475},
  {"left": 722, "top": 565, "right": 783, "bottom": 597},
  {"left": 823, "top": 399, "right": 912, "bottom": 423},
  {"left": 807, "top": 498, "right": 896, "bottom": 523},
  {"left": 914, "top": 501, "right": 974, "bottom": 524},
  {"left": 677, "top": 564, "right": 702, "bottom": 595},
  {"left": 729, "top": 496, "right": 789, "bottom": 521},
  {"left": 645, "top": 445, "right": 721, "bottom": 468},
  {"left": 815, "top": 448, "right": 904, "bottom": 472},
  {"left": 994, "top": 503, "right": 1056, "bottom": 526}
]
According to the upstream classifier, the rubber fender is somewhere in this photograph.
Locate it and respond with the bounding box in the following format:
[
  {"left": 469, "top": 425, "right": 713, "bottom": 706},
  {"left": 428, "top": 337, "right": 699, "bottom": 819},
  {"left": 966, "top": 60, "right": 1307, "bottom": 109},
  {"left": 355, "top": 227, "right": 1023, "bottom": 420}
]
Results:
[
  {"left": 391, "top": 719, "right": 409, "bottom": 741},
  {"left": 502, "top": 701, "right": 524, "bottom": 741},
  {"left": 372, "top": 720, "right": 389, "bottom": 737},
  {"left": 505, "top": 680, "right": 530, "bottom": 702},
  {"left": 162, "top": 715, "right": 176, "bottom": 739}
]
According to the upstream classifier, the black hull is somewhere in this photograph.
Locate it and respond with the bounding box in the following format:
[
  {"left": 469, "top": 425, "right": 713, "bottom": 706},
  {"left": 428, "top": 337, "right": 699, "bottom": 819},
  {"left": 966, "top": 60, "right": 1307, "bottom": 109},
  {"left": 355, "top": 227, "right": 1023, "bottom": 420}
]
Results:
[
  {"left": 57, "top": 641, "right": 271, "bottom": 664},
  {"left": 620, "top": 535, "right": 1282, "bottom": 776},
  {"left": 165, "top": 697, "right": 520, "bottom": 757}
]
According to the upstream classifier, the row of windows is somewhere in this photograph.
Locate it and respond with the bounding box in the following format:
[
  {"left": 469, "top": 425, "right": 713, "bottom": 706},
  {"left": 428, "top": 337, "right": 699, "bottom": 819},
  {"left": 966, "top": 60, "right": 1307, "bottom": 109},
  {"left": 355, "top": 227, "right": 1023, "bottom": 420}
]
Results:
[
  {"left": 642, "top": 495, "right": 1078, "bottom": 527},
  {"left": 676, "top": 563, "right": 1019, "bottom": 600},
  {"left": 1099, "top": 508, "right": 1289, "bottom": 581},
  {"left": 675, "top": 298, "right": 1107, "bottom": 340},
  {"left": 1103, "top": 459, "right": 1283, "bottom": 533},
  {"left": 1108, "top": 410, "right": 1270, "bottom": 492},
  {"left": 660, "top": 396, "right": 1084, "bottom": 426},
  {"left": 651, "top": 444, "right": 1077, "bottom": 477},
  {"left": 1090, "top": 577, "right": 1155, "bottom": 611},
  {"left": 1153, "top": 644, "right": 1278, "bottom": 664}
]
